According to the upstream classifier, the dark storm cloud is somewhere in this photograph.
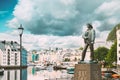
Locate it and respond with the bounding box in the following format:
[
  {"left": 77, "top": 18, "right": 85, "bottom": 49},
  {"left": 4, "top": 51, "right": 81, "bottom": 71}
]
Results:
[{"left": 26, "top": 15, "right": 81, "bottom": 36}]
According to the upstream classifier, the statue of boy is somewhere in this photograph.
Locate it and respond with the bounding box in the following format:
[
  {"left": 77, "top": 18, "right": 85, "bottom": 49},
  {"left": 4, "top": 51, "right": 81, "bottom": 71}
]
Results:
[{"left": 80, "top": 23, "right": 96, "bottom": 62}]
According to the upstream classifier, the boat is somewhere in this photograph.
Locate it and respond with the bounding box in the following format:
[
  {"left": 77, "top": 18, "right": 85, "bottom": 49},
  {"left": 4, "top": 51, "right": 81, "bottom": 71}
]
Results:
[
  {"left": 0, "top": 68, "right": 4, "bottom": 75},
  {"left": 67, "top": 67, "right": 74, "bottom": 74},
  {"left": 35, "top": 65, "right": 47, "bottom": 71},
  {"left": 53, "top": 65, "right": 66, "bottom": 70}
]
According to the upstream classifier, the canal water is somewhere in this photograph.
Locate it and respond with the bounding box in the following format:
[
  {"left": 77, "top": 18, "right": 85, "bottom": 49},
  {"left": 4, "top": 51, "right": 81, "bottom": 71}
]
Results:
[{"left": 0, "top": 66, "right": 73, "bottom": 80}]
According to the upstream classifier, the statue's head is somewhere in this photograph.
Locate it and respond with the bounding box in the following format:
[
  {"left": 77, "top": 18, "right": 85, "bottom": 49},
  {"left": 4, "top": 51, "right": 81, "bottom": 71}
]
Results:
[{"left": 87, "top": 23, "right": 93, "bottom": 29}]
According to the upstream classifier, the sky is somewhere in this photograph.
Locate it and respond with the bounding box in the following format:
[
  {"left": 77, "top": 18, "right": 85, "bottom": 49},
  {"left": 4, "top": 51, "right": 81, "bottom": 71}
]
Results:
[{"left": 0, "top": 0, "right": 120, "bottom": 50}]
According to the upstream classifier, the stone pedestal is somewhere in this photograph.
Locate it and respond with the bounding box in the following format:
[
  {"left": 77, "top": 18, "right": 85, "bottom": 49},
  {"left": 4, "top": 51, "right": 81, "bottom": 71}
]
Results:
[{"left": 74, "top": 64, "right": 101, "bottom": 80}]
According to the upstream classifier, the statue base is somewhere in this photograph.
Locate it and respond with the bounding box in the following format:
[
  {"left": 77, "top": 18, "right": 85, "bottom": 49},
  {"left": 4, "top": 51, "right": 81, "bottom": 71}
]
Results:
[{"left": 74, "top": 63, "right": 102, "bottom": 80}]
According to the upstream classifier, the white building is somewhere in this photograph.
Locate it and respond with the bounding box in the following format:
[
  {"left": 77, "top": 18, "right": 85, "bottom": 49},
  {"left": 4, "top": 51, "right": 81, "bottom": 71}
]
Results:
[
  {"left": 116, "top": 28, "right": 120, "bottom": 66},
  {"left": 27, "top": 48, "right": 82, "bottom": 66},
  {"left": 0, "top": 40, "right": 27, "bottom": 68}
]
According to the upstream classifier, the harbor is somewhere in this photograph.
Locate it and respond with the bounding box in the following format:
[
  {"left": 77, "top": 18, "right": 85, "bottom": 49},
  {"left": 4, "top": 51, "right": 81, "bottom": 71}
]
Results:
[
  {"left": 0, "top": 66, "right": 74, "bottom": 80},
  {"left": 0, "top": 64, "right": 120, "bottom": 80}
]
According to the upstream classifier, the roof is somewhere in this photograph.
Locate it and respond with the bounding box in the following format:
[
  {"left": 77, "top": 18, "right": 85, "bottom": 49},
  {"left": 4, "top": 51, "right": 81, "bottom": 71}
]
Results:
[
  {"left": 0, "top": 41, "right": 5, "bottom": 50},
  {"left": 0, "top": 40, "right": 21, "bottom": 51}
]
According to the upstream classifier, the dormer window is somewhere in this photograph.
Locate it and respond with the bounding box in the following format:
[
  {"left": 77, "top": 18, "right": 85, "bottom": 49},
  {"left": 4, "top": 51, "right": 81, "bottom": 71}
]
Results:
[{"left": 12, "top": 49, "right": 14, "bottom": 51}]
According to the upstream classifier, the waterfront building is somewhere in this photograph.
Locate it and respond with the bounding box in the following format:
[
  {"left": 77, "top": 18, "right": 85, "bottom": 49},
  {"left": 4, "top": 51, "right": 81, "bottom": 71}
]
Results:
[
  {"left": 0, "top": 40, "right": 27, "bottom": 68},
  {"left": 27, "top": 48, "right": 82, "bottom": 66},
  {"left": 27, "top": 51, "right": 32, "bottom": 63},
  {"left": 32, "top": 53, "right": 39, "bottom": 63},
  {"left": 116, "top": 28, "right": 120, "bottom": 67}
]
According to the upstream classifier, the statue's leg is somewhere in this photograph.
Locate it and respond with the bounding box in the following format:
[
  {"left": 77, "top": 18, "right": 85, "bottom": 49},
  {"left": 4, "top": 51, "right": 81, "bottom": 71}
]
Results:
[
  {"left": 81, "top": 44, "right": 89, "bottom": 61},
  {"left": 89, "top": 43, "right": 94, "bottom": 61}
]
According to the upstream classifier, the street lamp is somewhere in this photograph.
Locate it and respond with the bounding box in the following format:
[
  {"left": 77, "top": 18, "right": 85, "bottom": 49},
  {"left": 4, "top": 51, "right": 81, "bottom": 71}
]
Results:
[{"left": 18, "top": 24, "right": 24, "bottom": 67}]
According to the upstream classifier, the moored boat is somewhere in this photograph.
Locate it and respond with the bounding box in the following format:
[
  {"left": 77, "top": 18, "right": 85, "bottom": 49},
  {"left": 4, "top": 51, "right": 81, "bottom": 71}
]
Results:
[{"left": 67, "top": 67, "right": 74, "bottom": 74}]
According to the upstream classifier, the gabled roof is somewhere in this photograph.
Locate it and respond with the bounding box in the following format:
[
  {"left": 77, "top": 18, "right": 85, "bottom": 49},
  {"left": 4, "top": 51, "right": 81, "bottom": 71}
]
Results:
[
  {"left": 0, "top": 41, "right": 6, "bottom": 50},
  {"left": 0, "top": 40, "right": 20, "bottom": 51}
]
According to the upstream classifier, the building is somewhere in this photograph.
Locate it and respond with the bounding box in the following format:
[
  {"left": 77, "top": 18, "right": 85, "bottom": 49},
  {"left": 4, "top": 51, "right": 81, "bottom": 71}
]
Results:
[
  {"left": 27, "top": 48, "right": 82, "bottom": 66},
  {"left": 116, "top": 28, "right": 120, "bottom": 66},
  {"left": 0, "top": 40, "right": 27, "bottom": 68}
]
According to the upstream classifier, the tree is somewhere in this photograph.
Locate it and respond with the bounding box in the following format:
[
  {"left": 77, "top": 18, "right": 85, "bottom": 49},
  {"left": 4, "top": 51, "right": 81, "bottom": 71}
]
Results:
[
  {"left": 107, "top": 23, "right": 120, "bottom": 41},
  {"left": 94, "top": 47, "right": 109, "bottom": 61},
  {"left": 105, "top": 40, "right": 117, "bottom": 67},
  {"left": 64, "top": 58, "right": 70, "bottom": 62},
  {"left": 79, "top": 47, "right": 83, "bottom": 50}
]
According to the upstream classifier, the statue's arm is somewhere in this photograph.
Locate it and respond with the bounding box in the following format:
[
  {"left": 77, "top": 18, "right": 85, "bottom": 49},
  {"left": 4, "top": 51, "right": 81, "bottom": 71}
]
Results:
[
  {"left": 82, "top": 31, "right": 88, "bottom": 39},
  {"left": 91, "top": 29, "right": 95, "bottom": 43}
]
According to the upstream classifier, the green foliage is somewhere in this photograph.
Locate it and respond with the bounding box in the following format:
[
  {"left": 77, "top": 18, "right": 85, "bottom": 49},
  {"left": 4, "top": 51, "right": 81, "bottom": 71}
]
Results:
[
  {"left": 105, "top": 41, "right": 117, "bottom": 67},
  {"left": 79, "top": 47, "right": 83, "bottom": 50},
  {"left": 64, "top": 58, "right": 70, "bottom": 62},
  {"left": 107, "top": 23, "right": 120, "bottom": 41},
  {"left": 94, "top": 47, "right": 109, "bottom": 61}
]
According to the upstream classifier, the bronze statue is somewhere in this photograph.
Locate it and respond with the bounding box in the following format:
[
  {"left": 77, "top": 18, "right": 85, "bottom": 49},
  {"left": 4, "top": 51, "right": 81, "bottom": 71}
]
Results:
[{"left": 80, "top": 23, "right": 96, "bottom": 63}]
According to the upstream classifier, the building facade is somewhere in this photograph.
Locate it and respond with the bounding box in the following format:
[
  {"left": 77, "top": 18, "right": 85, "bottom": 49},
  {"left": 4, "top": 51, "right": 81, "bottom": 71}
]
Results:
[
  {"left": 0, "top": 40, "right": 27, "bottom": 68},
  {"left": 116, "top": 28, "right": 120, "bottom": 66},
  {"left": 27, "top": 48, "right": 82, "bottom": 66}
]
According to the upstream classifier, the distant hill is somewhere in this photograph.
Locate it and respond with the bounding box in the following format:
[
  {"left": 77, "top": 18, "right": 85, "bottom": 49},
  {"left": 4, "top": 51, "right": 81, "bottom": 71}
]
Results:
[{"left": 107, "top": 23, "right": 120, "bottom": 41}]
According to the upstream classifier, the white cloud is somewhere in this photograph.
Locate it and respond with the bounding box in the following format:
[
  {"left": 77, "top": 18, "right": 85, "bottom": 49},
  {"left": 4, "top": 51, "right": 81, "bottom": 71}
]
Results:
[
  {"left": 13, "top": 0, "right": 77, "bottom": 22},
  {"left": 5, "top": 0, "right": 120, "bottom": 50},
  {"left": 0, "top": 31, "right": 109, "bottom": 51},
  {"left": 92, "top": 21, "right": 101, "bottom": 28},
  {"left": 0, "top": 32, "right": 19, "bottom": 42},
  {"left": 22, "top": 34, "right": 82, "bottom": 50},
  {"left": 7, "top": 0, "right": 81, "bottom": 36},
  {"left": 8, "top": 0, "right": 120, "bottom": 36},
  {"left": 7, "top": 18, "right": 19, "bottom": 28},
  {"left": 107, "top": 17, "right": 118, "bottom": 25},
  {"left": 95, "top": 0, "right": 120, "bottom": 16}
]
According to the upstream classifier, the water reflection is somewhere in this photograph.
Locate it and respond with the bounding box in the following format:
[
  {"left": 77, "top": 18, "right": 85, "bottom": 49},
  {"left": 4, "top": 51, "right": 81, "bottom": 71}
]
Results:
[
  {"left": 32, "top": 67, "right": 36, "bottom": 75},
  {"left": 0, "top": 66, "right": 73, "bottom": 80},
  {"left": 28, "top": 66, "right": 73, "bottom": 80},
  {"left": 0, "top": 68, "right": 27, "bottom": 80}
]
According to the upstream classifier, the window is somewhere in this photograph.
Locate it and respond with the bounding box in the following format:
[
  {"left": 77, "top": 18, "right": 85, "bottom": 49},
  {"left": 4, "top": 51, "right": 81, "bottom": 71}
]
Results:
[
  {"left": 15, "top": 53, "right": 17, "bottom": 65},
  {"left": 3, "top": 55, "right": 6, "bottom": 57},
  {"left": 119, "top": 51, "right": 120, "bottom": 54},
  {"left": 7, "top": 49, "right": 10, "bottom": 65},
  {"left": 119, "top": 44, "right": 120, "bottom": 47},
  {"left": 3, "top": 62, "right": 6, "bottom": 64}
]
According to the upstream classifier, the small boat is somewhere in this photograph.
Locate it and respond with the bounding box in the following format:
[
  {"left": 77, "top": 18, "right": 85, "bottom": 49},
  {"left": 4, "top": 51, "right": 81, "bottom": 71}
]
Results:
[
  {"left": 53, "top": 65, "right": 66, "bottom": 70},
  {"left": 67, "top": 67, "right": 74, "bottom": 74},
  {"left": 35, "top": 65, "right": 47, "bottom": 70},
  {"left": 0, "top": 68, "right": 4, "bottom": 75}
]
